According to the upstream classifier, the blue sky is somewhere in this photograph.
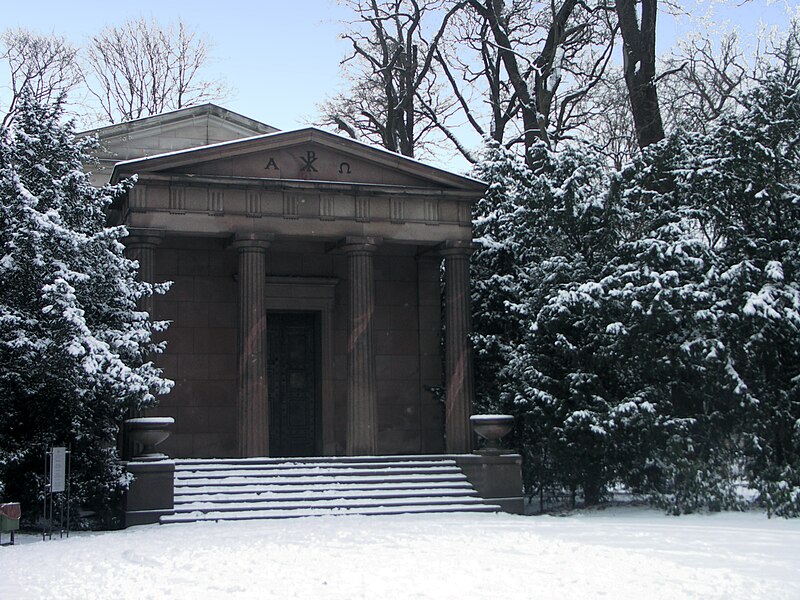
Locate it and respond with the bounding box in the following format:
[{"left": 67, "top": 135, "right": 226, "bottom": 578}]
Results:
[{"left": 2, "top": 0, "right": 797, "bottom": 169}]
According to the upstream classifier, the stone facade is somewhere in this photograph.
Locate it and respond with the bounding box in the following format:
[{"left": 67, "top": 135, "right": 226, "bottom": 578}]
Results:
[{"left": 88, "top": 105, "right": 486, "bottom": 459}]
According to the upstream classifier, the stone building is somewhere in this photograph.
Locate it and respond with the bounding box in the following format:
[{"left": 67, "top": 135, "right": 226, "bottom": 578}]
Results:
[{"left": 84, "top": 104, "right": 487, "bottom": 460}]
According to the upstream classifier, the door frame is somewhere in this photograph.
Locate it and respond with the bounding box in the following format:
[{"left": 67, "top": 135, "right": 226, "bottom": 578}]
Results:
[{"left": 263, "top": 276, "right": 337, "bottom": 455}]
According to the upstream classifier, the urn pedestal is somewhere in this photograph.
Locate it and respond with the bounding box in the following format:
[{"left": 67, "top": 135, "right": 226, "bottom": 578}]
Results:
[{"left": 124, "top": 417, "right": 176, "bottom": 527}]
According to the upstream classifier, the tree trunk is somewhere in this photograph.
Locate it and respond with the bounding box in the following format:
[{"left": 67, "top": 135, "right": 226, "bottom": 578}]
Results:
[{"left": 615, "top": 0, "right": 665, "bottom": 149}]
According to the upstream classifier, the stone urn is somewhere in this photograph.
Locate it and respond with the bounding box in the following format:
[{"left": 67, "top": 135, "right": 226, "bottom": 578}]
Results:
[
  {"left": 470, "top": 414, "right": 514, "bottom": 454},
  {"left": 125, "top": 417, "right": 174, "bottom": 461}
]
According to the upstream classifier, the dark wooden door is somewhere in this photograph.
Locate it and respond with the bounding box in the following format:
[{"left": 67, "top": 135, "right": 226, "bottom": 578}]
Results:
[{"left": 267, "top": 312, "right": 319, "bottom": 457}]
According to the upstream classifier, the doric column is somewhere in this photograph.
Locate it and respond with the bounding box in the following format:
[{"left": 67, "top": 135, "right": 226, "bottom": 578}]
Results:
[
  {"left": 441, "top": 241, "right": 477, "bottom": 453},
  {"left": 232, "top": 233, "right": 274, "bottom": 457},
  {"left": 124, "top": 229, "right": 164, "bottom": 316},
  {"left": 341, "top": 236, "right": 380, "bottom": 455}
]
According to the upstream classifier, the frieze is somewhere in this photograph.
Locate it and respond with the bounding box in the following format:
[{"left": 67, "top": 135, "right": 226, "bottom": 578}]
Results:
[
  {"left": 129, "top": 186, "right": 147, "bottom": 209},
  {"left": 424, "top": 198, "right": 439, "bottom": 225},
  {"left": 390, "top": 198, "right": 405, "bottom": 223},
  {"left": 355, "top": 197, "right": 370, "bottom": 222},
  {"left": 126, "top": 183, "right": 473, "bottom": 234},
  {"left": 458, "top": 201, "right": 472, "bottom": 225}
]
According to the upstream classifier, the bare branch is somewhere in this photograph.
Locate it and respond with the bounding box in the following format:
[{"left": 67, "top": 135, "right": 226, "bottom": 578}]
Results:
[
  {"left": 1, "top": 28, "right": 81, "bottom": 126},
  {"left": 83, "top": 17, "right": 230, "bottom": 124}
]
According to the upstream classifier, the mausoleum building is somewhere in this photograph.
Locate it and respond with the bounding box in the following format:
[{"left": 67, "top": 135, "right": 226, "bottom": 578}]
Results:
[{"left": 84, "top": 104, "right": 487, "bottom": 461}]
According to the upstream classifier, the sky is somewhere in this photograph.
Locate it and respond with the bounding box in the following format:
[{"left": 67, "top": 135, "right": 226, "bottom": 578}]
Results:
[{"left": 1, "top": 0, "right": 798, "bottom": 170}]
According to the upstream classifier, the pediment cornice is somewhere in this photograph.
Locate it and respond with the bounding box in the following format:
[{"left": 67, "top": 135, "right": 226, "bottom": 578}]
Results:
[{"left": 112, "top": 128, "right": 486, "bottom": 193}]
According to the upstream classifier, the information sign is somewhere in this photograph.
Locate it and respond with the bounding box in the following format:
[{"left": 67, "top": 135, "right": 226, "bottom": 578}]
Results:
[{"left": 51, "top": 447, "right": 67, "bottom": 493}]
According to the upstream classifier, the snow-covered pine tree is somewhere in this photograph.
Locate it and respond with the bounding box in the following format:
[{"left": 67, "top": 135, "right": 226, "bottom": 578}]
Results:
[
  {"left": 0, "top": 93, "right": 172, "bottom": 527},
  {"left": 508, "top": 143, "right": 622, "bottom": 507},
  {"left": 471, "top": 141, "right": 538, "bottom": 414},
  {"left": 593, "top": 132, "right": 748, "bottom": 514},
  {"left": 471, "top": 141, "right": 620, "bottom": 505},
  {"left": 472, "top": 42, "right": 800, "bottom": 515},
  {"left": 680, "top": 63, "right": 800, "bottom": 517}
]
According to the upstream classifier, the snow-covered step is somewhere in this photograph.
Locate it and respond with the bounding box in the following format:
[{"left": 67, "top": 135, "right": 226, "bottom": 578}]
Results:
[
  {"left": 174, "top": 466, "right": 463, "bottom": 480},
  {"left": 161, "top": 502, "right": 500, "bottom": 524},
  {"left": 172, "top": 495, "right": 491, "bottom": 514},
  {"left": 174, "top": 455, "right": 463, "bottom": 466},
  {"left": 174, "top": 474, "right": 468, "bottom": 489},
  {"left": 174, "top": 458, "right": 459, "bottom": 472},
  {"left": 176, "top": 486, "right": 476, "bottom": 501},
  {"left": 162, "top": 456, "right": 500, "bottom": 523},
  {"left": 174, "top": 480, "right": 473, "bottom": 497}
]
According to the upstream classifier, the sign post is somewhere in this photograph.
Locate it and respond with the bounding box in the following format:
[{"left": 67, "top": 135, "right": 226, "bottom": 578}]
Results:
[{"left": 43, "top": 446, "right": 71, "bottom": 540}]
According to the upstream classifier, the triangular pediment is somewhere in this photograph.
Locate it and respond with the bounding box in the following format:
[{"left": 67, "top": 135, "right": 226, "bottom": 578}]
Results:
[{"left": 112, "top": 128, "right": 485, "bottom": 192}]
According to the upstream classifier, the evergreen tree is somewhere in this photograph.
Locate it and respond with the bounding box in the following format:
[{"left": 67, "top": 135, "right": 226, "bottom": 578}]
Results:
[
  {"left": 472, "top": 141, "right": 619, "bottom": 505},
  {"left": 472, "top": 64, "right": 800, "bottom": 516},
  {"left": 0, "top": 93, "right": 171, "bottom": 527},
  {"left": 681, "top": 66, "right": 800, "bottom": 516}
]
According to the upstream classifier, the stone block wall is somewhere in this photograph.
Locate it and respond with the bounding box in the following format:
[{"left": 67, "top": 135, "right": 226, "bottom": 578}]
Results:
[
  {"left": 151, "top": 236, "right": 238, "bottom": 458},
  {"left": 149, "top": 236, "right": 444, "bottom": 458}
]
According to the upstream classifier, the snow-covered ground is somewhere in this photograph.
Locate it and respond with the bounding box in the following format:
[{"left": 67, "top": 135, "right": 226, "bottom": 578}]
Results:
[{"left": 2, "top": 508, "right": 798, "bottom": 599}]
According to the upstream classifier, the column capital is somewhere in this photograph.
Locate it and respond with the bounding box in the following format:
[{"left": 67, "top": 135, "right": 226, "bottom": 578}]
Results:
[
  {"left": 230, "top": 232, "right": 275, "bottom": 251},
  {"left": 124, "top": 229, "right": 164, "bottom": 250},
  {"left": 338, "top": 236, "right": 382, "bottom": 255},
  {"left": 439, "top": 240, "right": 480, "bottom": 257}
]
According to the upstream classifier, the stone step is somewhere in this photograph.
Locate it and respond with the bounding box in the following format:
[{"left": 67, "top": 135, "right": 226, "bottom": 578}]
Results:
[
  {"left": 174, "top": 473, "right": 469, "bottom": 488},
  {"left": 174, "top": 480, "right": 474, "bottom": 497},
  {"left": 173, "top": 494, "right": 491, "bottom": 514},
  {"left": 174, "top": 465, "right": 463, "bottom": 481},
  {"left": 175, "top": 455, "right": 461, "bottom": 467},
  {"left": 174, "top": 488, "right": 479, "bottom": 506},
  {"left": 161, "top": 456, "right": 500, "bottom": 524},
  {"left": 174, "top": 458, "right": 459, "bottom": 472},
  {"left": 161, "top": 502, "right": 500, "bottom": 524}
]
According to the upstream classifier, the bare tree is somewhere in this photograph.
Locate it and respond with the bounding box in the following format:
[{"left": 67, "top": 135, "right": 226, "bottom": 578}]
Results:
[
  {"left": 318, "top": 0, "right": 467, "bottom": 159},
  {"left": 658, "top": 31, "right": 747, "bottom": 134},
  {"left": 429, "top": 4, "right": 523, "bottom": 159},
  {"left": 462, "top": 0, "right": 617, "bottom": 166},
  {"left": 84, "top": 17, "right": 229, "bottom": 124},
  {"left": 754, "top": 16, "right": 800, "bottom": 89},
  {"left": 324, "top": 1, "right": 623, "bottom": 166},
  {"left": 1, "top": 29, "right": 81, "bottom": 127},
  {"left": 466, "top": 0, "right": 569, "bottom": 159},
  {"left": 582, "top": 68, "right": 638, "bottom": 169}
]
